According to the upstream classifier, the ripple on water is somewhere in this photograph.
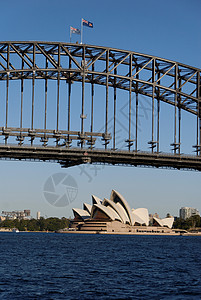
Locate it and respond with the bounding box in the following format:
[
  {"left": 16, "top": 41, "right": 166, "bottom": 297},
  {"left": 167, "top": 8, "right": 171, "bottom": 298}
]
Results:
[{"left": 0, "top": 233, "right": 201, "bottom": 299}]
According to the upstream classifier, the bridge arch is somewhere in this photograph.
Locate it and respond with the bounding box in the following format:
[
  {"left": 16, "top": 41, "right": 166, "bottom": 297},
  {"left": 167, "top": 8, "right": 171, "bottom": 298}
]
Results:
[{"left": 0, "top": 41, "right": 200, "bottom": 170}]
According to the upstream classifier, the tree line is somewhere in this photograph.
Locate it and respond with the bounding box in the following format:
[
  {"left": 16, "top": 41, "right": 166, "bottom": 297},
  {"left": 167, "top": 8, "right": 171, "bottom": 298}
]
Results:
[
  {"left": 0, "top": 217, "right": 70, "bottom": 232},
  {"left": 1, "top": 215, "right": 201, "bottom": 231},
  {"left": 173, "top": 215, "right": 201, "bottom": 230}
]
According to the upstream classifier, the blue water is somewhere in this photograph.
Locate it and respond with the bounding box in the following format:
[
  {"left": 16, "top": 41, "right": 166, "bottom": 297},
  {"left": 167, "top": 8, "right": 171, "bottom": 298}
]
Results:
[{"left": 0, "top": 233, "right": 201, "bottom": 299}]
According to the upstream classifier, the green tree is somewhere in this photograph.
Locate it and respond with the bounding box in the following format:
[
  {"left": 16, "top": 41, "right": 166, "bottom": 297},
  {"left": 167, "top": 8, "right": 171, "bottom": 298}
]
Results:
[
  {"left": 0, "top": 217, "right": 71, "bottom": 231},
  {"left": 173, "top": 215, "right": 201, "bottom": 230}
]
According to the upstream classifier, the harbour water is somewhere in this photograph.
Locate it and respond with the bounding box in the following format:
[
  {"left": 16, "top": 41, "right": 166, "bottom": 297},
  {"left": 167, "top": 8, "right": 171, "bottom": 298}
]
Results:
[{"left": 0, "top": 232, "right": 201, "bottom": 299}]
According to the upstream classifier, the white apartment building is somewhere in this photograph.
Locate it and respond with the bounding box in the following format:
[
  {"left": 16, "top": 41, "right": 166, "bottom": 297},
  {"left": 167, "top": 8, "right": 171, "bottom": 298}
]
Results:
[{"left": 179, "top": 207, "right": 200, "bottom": 220}]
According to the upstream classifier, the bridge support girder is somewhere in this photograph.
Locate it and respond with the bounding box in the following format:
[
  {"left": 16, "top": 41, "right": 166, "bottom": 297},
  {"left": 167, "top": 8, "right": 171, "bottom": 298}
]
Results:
[{"left": 0, "top": 41, "right": 199, "bottom": 168}]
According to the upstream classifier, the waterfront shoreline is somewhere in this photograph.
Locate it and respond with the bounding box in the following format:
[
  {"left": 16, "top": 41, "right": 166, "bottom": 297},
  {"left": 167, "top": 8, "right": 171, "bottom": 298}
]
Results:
[
  {"left": 57, "top": 230, "right": 201, "bottom": 236},
  {"left": 1, "top": 230, "right": 201, "bottom": 236}
]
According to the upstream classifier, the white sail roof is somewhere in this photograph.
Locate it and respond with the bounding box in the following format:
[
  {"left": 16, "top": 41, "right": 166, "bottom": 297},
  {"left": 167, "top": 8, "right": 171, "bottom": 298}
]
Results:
[
  {"left": 91, "top": 203, "right": 121, "bottom": 222},
  {"left": 153, "top": 217, "right": 174, "bottom": 229},
  {"left": 72, "top": 208, "right": 90, "bottom": 221},
  {"left": 102, "top": 198, "right": 130, "bottom": 224},
  {"left": 161, "top": 217, "right": 174, "bottom": 229},
  {"left": 110, "top": 190, "right": 134, "bottom": 225},
  {"left": 132, "top": 208, "right": 149, "bottom": 226},
  {"left": 92, "top": 195, "right": 102, "bottom": 205},
  {"left": 83, "top": 203, "right": 92, "bottom": 214}
]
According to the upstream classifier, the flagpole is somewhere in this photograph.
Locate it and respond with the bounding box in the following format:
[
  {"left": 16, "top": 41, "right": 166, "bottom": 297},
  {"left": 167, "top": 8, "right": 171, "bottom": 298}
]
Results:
[
  {"left": 81, "top": 18, "right": 83, "bottom": 44},
  {"left": 70, "top": 26, "right": 72, "bottom": 43}
]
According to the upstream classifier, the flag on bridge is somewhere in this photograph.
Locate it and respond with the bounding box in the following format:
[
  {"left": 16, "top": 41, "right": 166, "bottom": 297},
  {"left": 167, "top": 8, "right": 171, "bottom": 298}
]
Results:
[
  {"left": 81, "top": 18, "right": 94, "bottom": 44},
  {"left": 82, "top": 19, "right": 93, "bottom": 28},
  {"left": 70, "top": 26, "right": 81, "bottom": 43},
  {"left": 70, "top": 26, "right": 81, "bottom": 34}
]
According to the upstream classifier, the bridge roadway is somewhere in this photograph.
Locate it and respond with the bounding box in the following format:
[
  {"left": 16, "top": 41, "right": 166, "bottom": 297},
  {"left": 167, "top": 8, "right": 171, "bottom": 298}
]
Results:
[{"left": 0, "top": 145, "right": 201, "bottom": 171}]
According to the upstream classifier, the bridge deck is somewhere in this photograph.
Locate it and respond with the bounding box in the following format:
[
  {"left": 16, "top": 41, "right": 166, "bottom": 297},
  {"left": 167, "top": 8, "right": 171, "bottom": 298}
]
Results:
[{"left": 0, "top": 145, "right": 201, "bottom": 171}]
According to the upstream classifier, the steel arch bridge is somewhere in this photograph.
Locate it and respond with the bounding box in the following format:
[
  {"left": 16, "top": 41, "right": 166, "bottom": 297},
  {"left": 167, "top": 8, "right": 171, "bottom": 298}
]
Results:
[{"left": 0, "top": 41, "right": 201, "bottom": 171}]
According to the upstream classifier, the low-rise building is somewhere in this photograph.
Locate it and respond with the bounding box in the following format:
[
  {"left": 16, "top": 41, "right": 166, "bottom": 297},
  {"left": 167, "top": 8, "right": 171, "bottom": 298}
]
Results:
[{"left": 1, "top": 210, "right": 31, "bottom": 220}]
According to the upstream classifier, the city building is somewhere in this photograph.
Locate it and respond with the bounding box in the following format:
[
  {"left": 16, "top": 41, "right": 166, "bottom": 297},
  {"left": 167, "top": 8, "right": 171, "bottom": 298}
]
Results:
[
  {"left": 71, "top": 190, "right": 175, "bottom": 234},
  {"left": 179, "top": 207, "right": 200, "bottom": 220},
  {"left": 1, "top": 210, "right": 31, "bottom": 220},
  {"left": 149, "top": 213, "right": 160, "bottom": 225},
  {"left": 36, "top": 211, "right": 40, "bottom": 220}
]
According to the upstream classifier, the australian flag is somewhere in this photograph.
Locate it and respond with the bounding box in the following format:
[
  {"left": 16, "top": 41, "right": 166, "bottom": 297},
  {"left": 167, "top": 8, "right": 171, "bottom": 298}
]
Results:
[
  {"left": 70, "top": 26, "right": 81, "bottom": 34},
  {"left": 82, "top": 19, "right": 93, "bottom": 28}
]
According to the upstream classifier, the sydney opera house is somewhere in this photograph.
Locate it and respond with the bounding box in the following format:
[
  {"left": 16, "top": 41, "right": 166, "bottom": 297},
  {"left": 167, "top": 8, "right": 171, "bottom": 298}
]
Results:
[{"left": 71, "top": 190, "right": 175, "bottom": 234}]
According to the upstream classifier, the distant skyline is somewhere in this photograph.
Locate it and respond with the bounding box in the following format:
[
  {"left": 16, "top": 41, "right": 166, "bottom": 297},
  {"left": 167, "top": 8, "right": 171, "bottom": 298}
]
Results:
[{"left": 0, "top": 0, "right": 200, "bottom": 219}]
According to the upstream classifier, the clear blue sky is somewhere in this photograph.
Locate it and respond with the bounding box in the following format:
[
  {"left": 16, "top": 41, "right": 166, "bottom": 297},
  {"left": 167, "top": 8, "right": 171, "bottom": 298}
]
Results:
[{"left": 0, "top": 0, "right": 201, "bottom": 219}]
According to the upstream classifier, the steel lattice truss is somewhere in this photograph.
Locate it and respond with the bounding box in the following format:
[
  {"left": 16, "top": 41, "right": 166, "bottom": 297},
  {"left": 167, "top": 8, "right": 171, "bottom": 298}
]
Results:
[{"left": 0, "top": 41, "right": 200, "bottom": 170}]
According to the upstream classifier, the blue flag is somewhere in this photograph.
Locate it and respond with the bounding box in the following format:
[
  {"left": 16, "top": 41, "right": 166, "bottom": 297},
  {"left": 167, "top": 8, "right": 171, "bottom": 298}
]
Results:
[
  {"left": 71, "top": 26, "right": 81, "bottom": 34},
  {"left": 82, "top": 19, "right": 93, "bottom": 28}
]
